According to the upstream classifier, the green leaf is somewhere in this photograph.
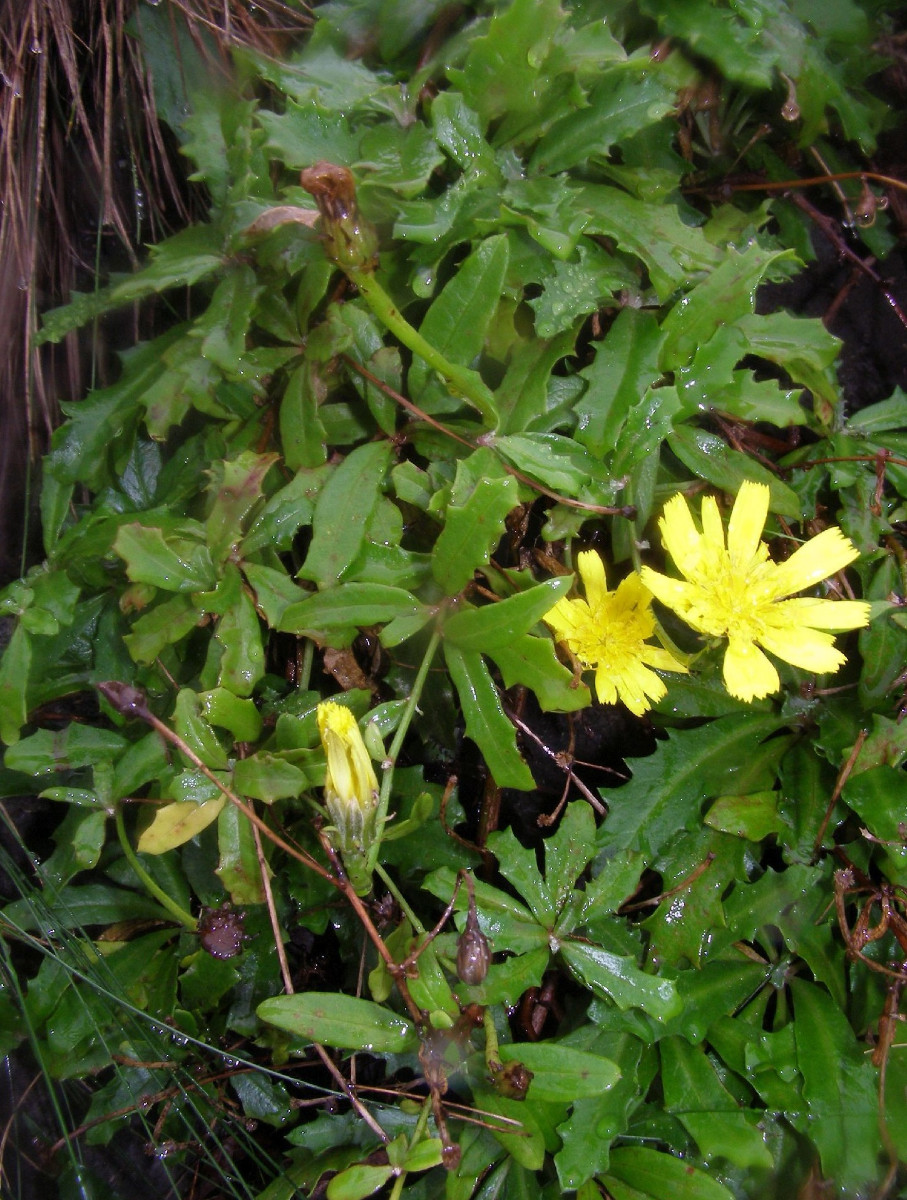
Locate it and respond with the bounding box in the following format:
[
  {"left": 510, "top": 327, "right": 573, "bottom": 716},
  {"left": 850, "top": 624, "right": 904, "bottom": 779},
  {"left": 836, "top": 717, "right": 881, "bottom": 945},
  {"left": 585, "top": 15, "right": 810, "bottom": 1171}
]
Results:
[
  {"left": 489, "top": 825, "right": 556, "bottom": 925},
  {"left": 37, "top": 226, "right": 224, "bottom": 344},
  {"left": 667, "top": 427, "right": 802, "bottom": 518},
  {"left": 432, "top": 472, "right": 519, "bottom": 595},
  {"left": 491, "top": 433, "right": 599, "bottom": 496},
  {"left": 444, "top": 644, "right": 534, "bottom": 791},
  {"left": 443, "top": 579, "right": 570, "bottom": 651},
  {"left": 123, "top": 594, "right": 200, "bottom": 663},
  {"left": 6, "top": 725, "right": 128, "bottom": 776},
  {"left": 326, "top": 1163, "right": 393, "bottom": 1200},
  {"left": 554, "top": 1034, "right": 650, "bottom": 1190},
  {"left": 298, "top": 442, "right": 394, "bottom": 587},
  {"left": 531, "top": 69, "right": 675, "bottom": 175},
  {"left": 243, "top": 563, "right": 305, "bottom": 627},
  {"left": 604, "top": 1146, "right": 735, "bottom": 1200},
  {"left": 845, "top": 387, "right": 907, "bottom": 436},
  {"left": 577, "top": 183, "right": 722, "bottom": 300},
  {"left": 470, "top": 1090, "right": 546, "bottom": 1172},
  {"left": 280, "top": 361, "right": 328, "bottom": 472},
  {"left": 448, "top": 0, "right": 561, "bottom": 125},
  {"left": 258, "top": 99, "right": 358, "bottom": 168},
  {"left": 216, "top": 589, "right": 265, "bottom": 698},
  {"left": 843, "top": 766, "right": 907, "bottom": 877},
  {"left": 791, "top": 979, "right": 879, "bottom": 1192},
  {"left": 242, "top": 465, "right": 330, "bottom": 556},
  {"left": 114, "top": 523, "right": 217, "bottom": 592},
  {"left": 205, "top": 451, "right": 278, "bottom": 563},
  {"left": 545, "top": 801, "right": 597, "bottom": 919},
  {"left": 0, "top": 624, "right": 30, "bottom": 744},
  {"left": 560, "top": 940, "right": 681, "bottom": 1022},
  {"left": 38, "top": 807, "right": 107, "bottom": 887},
  {"left": 660, "top": 1038, "right": 773, "bottom": 1169},
  {"left": 642, "top": 0, "right": 778, "bottom": 87},
  {"left": 495, "top": 328, "right": 578, "bottom": 436},
  {"left": 3, "top": 884, "right": 170, "bottom": 932},
  {"left": 596, "top": 715, "right": 785, "bottom": 861},
  {"left": 216, "top": 803, "right": 265, "bottom": 904},
  {"left": 611, "top": 386, "right": 683, "bottom": 477},
  {"left": 661, "top": 244, "right": 795, "bottom": 368},
  {"left": 490, "top": 633, "right": 590, "bottom": 713},
  {"left": 193, "top": 264, "right": 261, "bottom": 376},
  {"left": 497, "top": 1042, "right": 620, "bottom": 1103},
  {"left": 173, "top": 688, "right": 229, "bottom": 770},
  {"left": 199, "top": 688, "right": 263, "bottom": 743},
  {"left": 576, "top": 311, "right": 665, "bottom": 458},
  {"left": 232, "top": 754, "right": 308, "bottom": 803},
  {"left": 278, "top": 583, "right": 427, "bottom": 645},
  {"left": 529, "top": 242, "right": 633, "bottom": 337},
  {"left": 409, "top": 234, "right": 509, "bottom": 406},
  {"left": 257, "top": 993, "right": 419, "bottom": 1054},
  {"left": 703, "top": 792, "right": 783, "bottom": 841},
  {"left": 736, "top": 312, "right": 841, "bottom": 430},
  {"left": 429, "top": 91, "right": 498, "bottom": 182}
]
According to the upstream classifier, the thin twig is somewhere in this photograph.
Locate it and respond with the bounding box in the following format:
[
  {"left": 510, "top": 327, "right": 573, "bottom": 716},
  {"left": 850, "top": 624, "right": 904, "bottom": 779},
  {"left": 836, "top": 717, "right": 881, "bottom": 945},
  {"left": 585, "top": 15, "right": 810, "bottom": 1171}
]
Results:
[{"left": 812, "top": 729, "right": 869, "bottom": 861}]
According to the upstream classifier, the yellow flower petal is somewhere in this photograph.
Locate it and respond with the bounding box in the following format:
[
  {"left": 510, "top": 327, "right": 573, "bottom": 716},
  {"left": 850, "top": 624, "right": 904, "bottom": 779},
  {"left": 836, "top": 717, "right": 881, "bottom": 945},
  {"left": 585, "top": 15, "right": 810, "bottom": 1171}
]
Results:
[
  {"left": 727, "top": 481, "right": 770, "bottom": 568},
  {"left": 647, "top": 483, "right": 869, "bottom": 702},
  {"left": 758, "top": 624, "right": 846, "bottom": 674},
  {"left": 639, "top": 567, "right": 712, "bottom": 633},
  {"left": 642, "top": 644, "right": 689, "bottom": 674},
  {"left": 544, "top": 596, "right": 585, "bottom": 643},
  {"left": 659, "top": 492, "right": 702, "bottom": 579},
  {"left": 770, "top": 527, "right": 860, "bottom": 596},
  {"left": 545, "top": 554, "right": 683, "bottom": 715},
  {"left": 700, "top": 493, "right": 725, "bottom": 553},
  {"left": 576, "top": 549, "right": 609, "bottom": 610},
  {"left": 723, "top": 637, "right": 780, "bottom": 701},
  {"left": 770, "top": 596, "right": 870, "bottom": 632},
  {"left": 592, "top": 667, "right": 620, "bottom": 707}
]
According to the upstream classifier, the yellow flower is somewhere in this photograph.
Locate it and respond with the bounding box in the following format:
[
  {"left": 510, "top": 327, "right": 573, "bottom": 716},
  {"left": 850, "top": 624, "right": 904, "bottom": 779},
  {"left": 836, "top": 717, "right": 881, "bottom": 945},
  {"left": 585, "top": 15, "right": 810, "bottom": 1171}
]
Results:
[
  {"left": 639, "top": 480, "right": 871, "bottom": 702},
  {"left": 317, "top": 701, "right": 379, "bottom": 893},
  {"left": 544, "top": 551, "right": 688, "bottom": 716}
]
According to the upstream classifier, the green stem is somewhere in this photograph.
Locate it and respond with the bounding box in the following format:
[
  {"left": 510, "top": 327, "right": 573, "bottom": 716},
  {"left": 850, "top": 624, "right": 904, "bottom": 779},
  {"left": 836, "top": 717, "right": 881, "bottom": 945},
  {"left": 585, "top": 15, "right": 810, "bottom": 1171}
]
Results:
[
  {"left": 368, "top": 628, "right": 441, "bottom": 875},
  {"left": 483, "top": 1006, "right": 503, "bottom": 1073},
  {"left": 388, "top": 1172, "right": 407, "bottom": 1200},
  {"left": 347, "top": 268, "right": 497, "bottom": 425},
  {"left": 114, "top": 805, "right": 197, "bottom": 931},
  {"left": 298, "top": 638, "right": 315, "bottom": 691},
  {"left": 374, "top": 863, "right": 426, "bottom": 936}
]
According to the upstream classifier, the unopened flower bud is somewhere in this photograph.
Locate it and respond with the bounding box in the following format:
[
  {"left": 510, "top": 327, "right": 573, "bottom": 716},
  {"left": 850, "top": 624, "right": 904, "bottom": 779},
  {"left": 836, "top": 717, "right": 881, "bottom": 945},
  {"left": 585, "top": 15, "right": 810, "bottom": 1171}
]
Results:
[
  {"left": 456, "top": 873, "right": 490, "bottom": 985},
  {"left": 317, "top": 701, "right": 380, "bottom": 894}
]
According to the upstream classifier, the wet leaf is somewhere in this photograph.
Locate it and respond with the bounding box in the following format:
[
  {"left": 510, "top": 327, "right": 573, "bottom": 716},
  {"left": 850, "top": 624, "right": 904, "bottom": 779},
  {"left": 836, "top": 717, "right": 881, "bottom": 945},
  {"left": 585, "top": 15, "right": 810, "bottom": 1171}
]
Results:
[
  {"left": 137, "top": 798, "right": 226, "bottom": 854},
  {"left": 257, "top": 993, "right": 419, "bottom": 1054}
]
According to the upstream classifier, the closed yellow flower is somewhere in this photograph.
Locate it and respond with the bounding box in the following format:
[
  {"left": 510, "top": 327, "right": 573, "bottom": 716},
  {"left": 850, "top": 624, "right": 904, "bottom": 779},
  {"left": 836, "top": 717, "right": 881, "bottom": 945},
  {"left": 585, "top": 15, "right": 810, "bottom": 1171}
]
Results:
[
  {"left": 639, "top": 480, "right": 871, "bottom": 702},
  {"left": 544, "top": 551, "right": 687, "bottom": 716},
  {"left": 317, "top": 701, "right": 379, "bottom": 893}
]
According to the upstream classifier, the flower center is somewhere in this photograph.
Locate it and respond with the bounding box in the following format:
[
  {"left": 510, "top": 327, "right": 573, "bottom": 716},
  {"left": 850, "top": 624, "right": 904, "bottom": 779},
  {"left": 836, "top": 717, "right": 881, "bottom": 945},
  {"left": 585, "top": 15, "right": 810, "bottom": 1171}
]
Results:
[{"left": 691, "top": 551, "right": 775, "bottom": 642}]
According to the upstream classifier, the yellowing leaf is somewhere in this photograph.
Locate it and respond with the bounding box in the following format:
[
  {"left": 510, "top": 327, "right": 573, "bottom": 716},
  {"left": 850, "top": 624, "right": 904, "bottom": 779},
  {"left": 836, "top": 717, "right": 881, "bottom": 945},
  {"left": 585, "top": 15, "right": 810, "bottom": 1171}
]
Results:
[{"left": 137, "top": 798, "right": 225, "bottom": 854}]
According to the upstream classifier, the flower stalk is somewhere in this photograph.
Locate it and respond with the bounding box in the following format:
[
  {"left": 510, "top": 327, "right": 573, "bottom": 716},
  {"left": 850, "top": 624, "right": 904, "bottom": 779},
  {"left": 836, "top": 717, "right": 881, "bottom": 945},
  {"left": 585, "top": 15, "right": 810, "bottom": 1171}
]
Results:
[{"left": 299, "top": 161, "right": 497, "bottom": 424}]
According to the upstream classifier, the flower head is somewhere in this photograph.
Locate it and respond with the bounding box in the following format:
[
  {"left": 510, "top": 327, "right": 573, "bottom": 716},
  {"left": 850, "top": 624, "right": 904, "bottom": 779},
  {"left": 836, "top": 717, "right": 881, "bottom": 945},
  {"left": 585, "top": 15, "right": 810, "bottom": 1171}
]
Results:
[
  {"left": 639, "top": 480, "right": 870, "bottom": 702},
  {"left": 317, "top": 701, "right": 379, "bottom": 892},
  {"left": 544, "top": 551, "right": 687, "bottom": 716}
]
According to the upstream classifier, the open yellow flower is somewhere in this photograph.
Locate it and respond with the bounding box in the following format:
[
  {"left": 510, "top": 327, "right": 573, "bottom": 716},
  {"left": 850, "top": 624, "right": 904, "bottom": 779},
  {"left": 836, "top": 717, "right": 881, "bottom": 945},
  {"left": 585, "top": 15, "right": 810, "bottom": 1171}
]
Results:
[
  {"left": 639, "top": 480, "right": 870, "bottom": 702},
  {"left": 317, "top": 701, "right": 379, "bottom": 893},
  {"left": 544, "top": 551, "right": 687, "bottom": 716}
]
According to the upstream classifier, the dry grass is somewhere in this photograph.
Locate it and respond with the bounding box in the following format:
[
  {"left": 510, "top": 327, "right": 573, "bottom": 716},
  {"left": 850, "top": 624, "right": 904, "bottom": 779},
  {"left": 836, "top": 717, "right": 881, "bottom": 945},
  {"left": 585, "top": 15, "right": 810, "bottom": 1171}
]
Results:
[{"left": 0, "top": 0, "right": 309, "bottom": 580}]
